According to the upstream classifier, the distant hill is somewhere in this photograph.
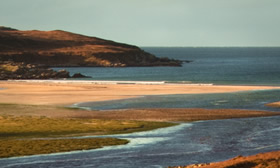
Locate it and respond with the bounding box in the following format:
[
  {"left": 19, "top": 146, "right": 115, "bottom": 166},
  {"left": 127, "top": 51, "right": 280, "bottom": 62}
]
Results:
[{"left": 0, "top": 26, "right": 182, "bottom": 67}]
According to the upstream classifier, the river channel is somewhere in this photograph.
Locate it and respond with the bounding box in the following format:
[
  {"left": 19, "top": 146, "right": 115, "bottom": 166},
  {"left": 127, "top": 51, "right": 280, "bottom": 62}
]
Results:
[{"left": 1, "top": 115, "right": 280, "bottom": 168}]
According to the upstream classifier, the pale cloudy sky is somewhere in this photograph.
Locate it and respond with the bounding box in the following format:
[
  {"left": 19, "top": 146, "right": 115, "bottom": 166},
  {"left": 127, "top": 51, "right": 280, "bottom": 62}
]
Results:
[{"left": 1, "top": 0, "right": 280, "bottom": 46}]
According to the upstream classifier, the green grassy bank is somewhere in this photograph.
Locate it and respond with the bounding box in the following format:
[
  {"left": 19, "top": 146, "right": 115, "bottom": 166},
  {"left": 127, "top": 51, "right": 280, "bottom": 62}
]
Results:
[
  {"left": 0, "top": 104, "right": 175, "bottom": 158},
  {"left": 0, "top": 138, "right": 128, "bottom": 158}
]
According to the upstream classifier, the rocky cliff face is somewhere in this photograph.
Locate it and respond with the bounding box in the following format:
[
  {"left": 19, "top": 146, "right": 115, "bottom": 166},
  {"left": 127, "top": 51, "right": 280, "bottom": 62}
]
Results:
[{"left": 0, "top": 26, "right": 182, "bottom": 67}]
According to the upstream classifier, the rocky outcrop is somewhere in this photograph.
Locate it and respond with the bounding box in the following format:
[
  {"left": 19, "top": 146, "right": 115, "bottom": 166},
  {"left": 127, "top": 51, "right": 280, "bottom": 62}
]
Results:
[
  {"left": 0, "top": 26, "right": 183, "bottom": 67},
  {"left": 72, "top": 73, "right": 90, "bottom": 78},
  {"left": 0, "top": 62, "right": 71, "bottom": 80}
]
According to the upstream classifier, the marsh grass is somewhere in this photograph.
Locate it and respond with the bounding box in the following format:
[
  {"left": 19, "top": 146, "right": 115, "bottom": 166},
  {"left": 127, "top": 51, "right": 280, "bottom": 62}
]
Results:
[
  {"left": 0, "top": 103, "right": 175, "bottom": 158},
  {"left": 0, "top": 115, "right": 175, "bottom": 139},
  {"left": 0, "top": 138, "right": 128, "bottom": 158},
  {"left": 0, "top": 103, "right": 64, "bottom": 116}
]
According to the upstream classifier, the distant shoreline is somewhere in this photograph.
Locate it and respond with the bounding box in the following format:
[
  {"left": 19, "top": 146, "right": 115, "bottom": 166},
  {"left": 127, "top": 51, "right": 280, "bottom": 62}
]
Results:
[{"left": 7, "top": 79, "right": 214, "bottom": 85}]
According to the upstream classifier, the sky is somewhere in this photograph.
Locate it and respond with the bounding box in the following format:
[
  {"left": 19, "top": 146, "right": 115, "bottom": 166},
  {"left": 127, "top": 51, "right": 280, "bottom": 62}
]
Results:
[{"left": 1, "top": 0, "right": 280, "bottom": 47}]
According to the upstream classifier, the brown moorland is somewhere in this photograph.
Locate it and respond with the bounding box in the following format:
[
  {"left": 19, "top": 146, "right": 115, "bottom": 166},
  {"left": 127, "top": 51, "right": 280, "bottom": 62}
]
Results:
[{"left": 0, "top": 26, "right": 181, "bottom": 67}]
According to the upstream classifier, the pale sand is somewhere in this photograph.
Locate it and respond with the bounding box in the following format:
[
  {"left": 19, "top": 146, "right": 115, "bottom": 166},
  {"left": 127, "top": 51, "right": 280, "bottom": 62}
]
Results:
[
  {"left": 0, "top": 81, "right": 280, "bottom": 106},
  {"left": 267, "top": 101, "right": 280, "bottom": 108}
]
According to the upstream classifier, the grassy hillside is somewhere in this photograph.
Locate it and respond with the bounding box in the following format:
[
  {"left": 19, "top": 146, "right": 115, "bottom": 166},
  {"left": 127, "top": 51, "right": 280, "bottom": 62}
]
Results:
[{"left": 0, "top": 26, "right": 182, "bottom": 67}]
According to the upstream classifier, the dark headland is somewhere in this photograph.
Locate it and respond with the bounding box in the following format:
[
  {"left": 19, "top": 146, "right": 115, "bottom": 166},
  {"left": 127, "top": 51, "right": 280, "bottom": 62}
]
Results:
[{"left": 0, "top": 26, "right": 183, "bottom": 79}]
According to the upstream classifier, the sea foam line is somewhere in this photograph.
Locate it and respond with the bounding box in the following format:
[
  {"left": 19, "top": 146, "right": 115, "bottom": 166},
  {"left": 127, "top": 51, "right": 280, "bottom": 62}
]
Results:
[{"left": 8, "top": 79, "right": 213, "bottom": 85}]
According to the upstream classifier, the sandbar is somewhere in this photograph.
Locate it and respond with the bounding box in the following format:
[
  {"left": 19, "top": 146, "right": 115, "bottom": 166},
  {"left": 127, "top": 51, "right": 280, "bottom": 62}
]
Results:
[
  {"left": 267, "top": 101, "right": 280, "bottom": 108},
  {"left": 1, "top": 80, "right": 280, "bottom": 106}
]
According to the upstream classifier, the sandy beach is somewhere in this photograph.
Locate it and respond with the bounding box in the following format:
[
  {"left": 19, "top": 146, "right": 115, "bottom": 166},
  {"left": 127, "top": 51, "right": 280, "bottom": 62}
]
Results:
[
  {"left": 1, "top": 80, "right": 280, "bottom": 106},
  {"left": 2, "top": 2, "right": 280, "bottom": 166},
  {"left": 1, "top": 80, "right": 280, "bottom": 121},
  {"left": 1, "top": 80, "right": 280, "bottom": 166}
]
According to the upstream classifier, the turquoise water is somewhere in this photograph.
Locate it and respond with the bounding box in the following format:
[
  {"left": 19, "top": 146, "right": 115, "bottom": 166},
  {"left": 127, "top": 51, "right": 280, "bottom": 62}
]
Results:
[
  {"left": 54, "top": 47, "right": 280, "bottom": 85},
  {"left": 75, "top": 89, "right": 280, "bottom": 111},
  {"left": 53, "top": 47, "right": 280, "bottom": 111}
]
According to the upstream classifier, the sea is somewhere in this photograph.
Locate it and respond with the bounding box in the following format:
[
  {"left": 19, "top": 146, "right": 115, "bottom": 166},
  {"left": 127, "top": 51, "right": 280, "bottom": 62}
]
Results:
[
  {"left": 57, "top": 47, "right": 280, "bottom": 111},
  {"left": 1, "top": 47, "right": 280, "bottom": 168},
  {"left": 54, "top": 47, "right": 280, "bottom": 85}
]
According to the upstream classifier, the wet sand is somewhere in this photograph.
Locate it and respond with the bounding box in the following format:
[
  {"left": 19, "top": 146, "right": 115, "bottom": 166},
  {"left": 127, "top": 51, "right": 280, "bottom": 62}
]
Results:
[
  {"left": 2, "top": 103, "right": 279, "bottom": 121},
  {"left": 1, "top": 81, "right": 280, "bottom": 106},
  {"left": 1, "top": 80, "right": 280, "bottom": 121},
  {"left": 74, "top": 108, "right": 280, "bottom": 122}
]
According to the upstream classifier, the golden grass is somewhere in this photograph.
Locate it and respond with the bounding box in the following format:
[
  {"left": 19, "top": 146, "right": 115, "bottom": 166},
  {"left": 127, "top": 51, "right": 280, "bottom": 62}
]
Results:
[{"left": 0, "top": 64, "right": 19, "bottom": 72}]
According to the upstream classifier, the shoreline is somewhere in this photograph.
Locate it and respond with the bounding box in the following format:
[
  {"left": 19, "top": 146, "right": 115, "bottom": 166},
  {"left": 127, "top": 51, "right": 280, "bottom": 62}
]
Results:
[
  {"left": 6, "top": 79, "right": 218, "bottom": 86},
  {"left": 7, "top": 79, "right": 280, "bottom": 86}
]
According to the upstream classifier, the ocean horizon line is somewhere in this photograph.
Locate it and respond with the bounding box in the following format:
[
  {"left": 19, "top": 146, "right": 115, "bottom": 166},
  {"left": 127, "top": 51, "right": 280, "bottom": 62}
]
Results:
[{"left": 140, "top": 46, "right": 280, "bottom": 48}]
